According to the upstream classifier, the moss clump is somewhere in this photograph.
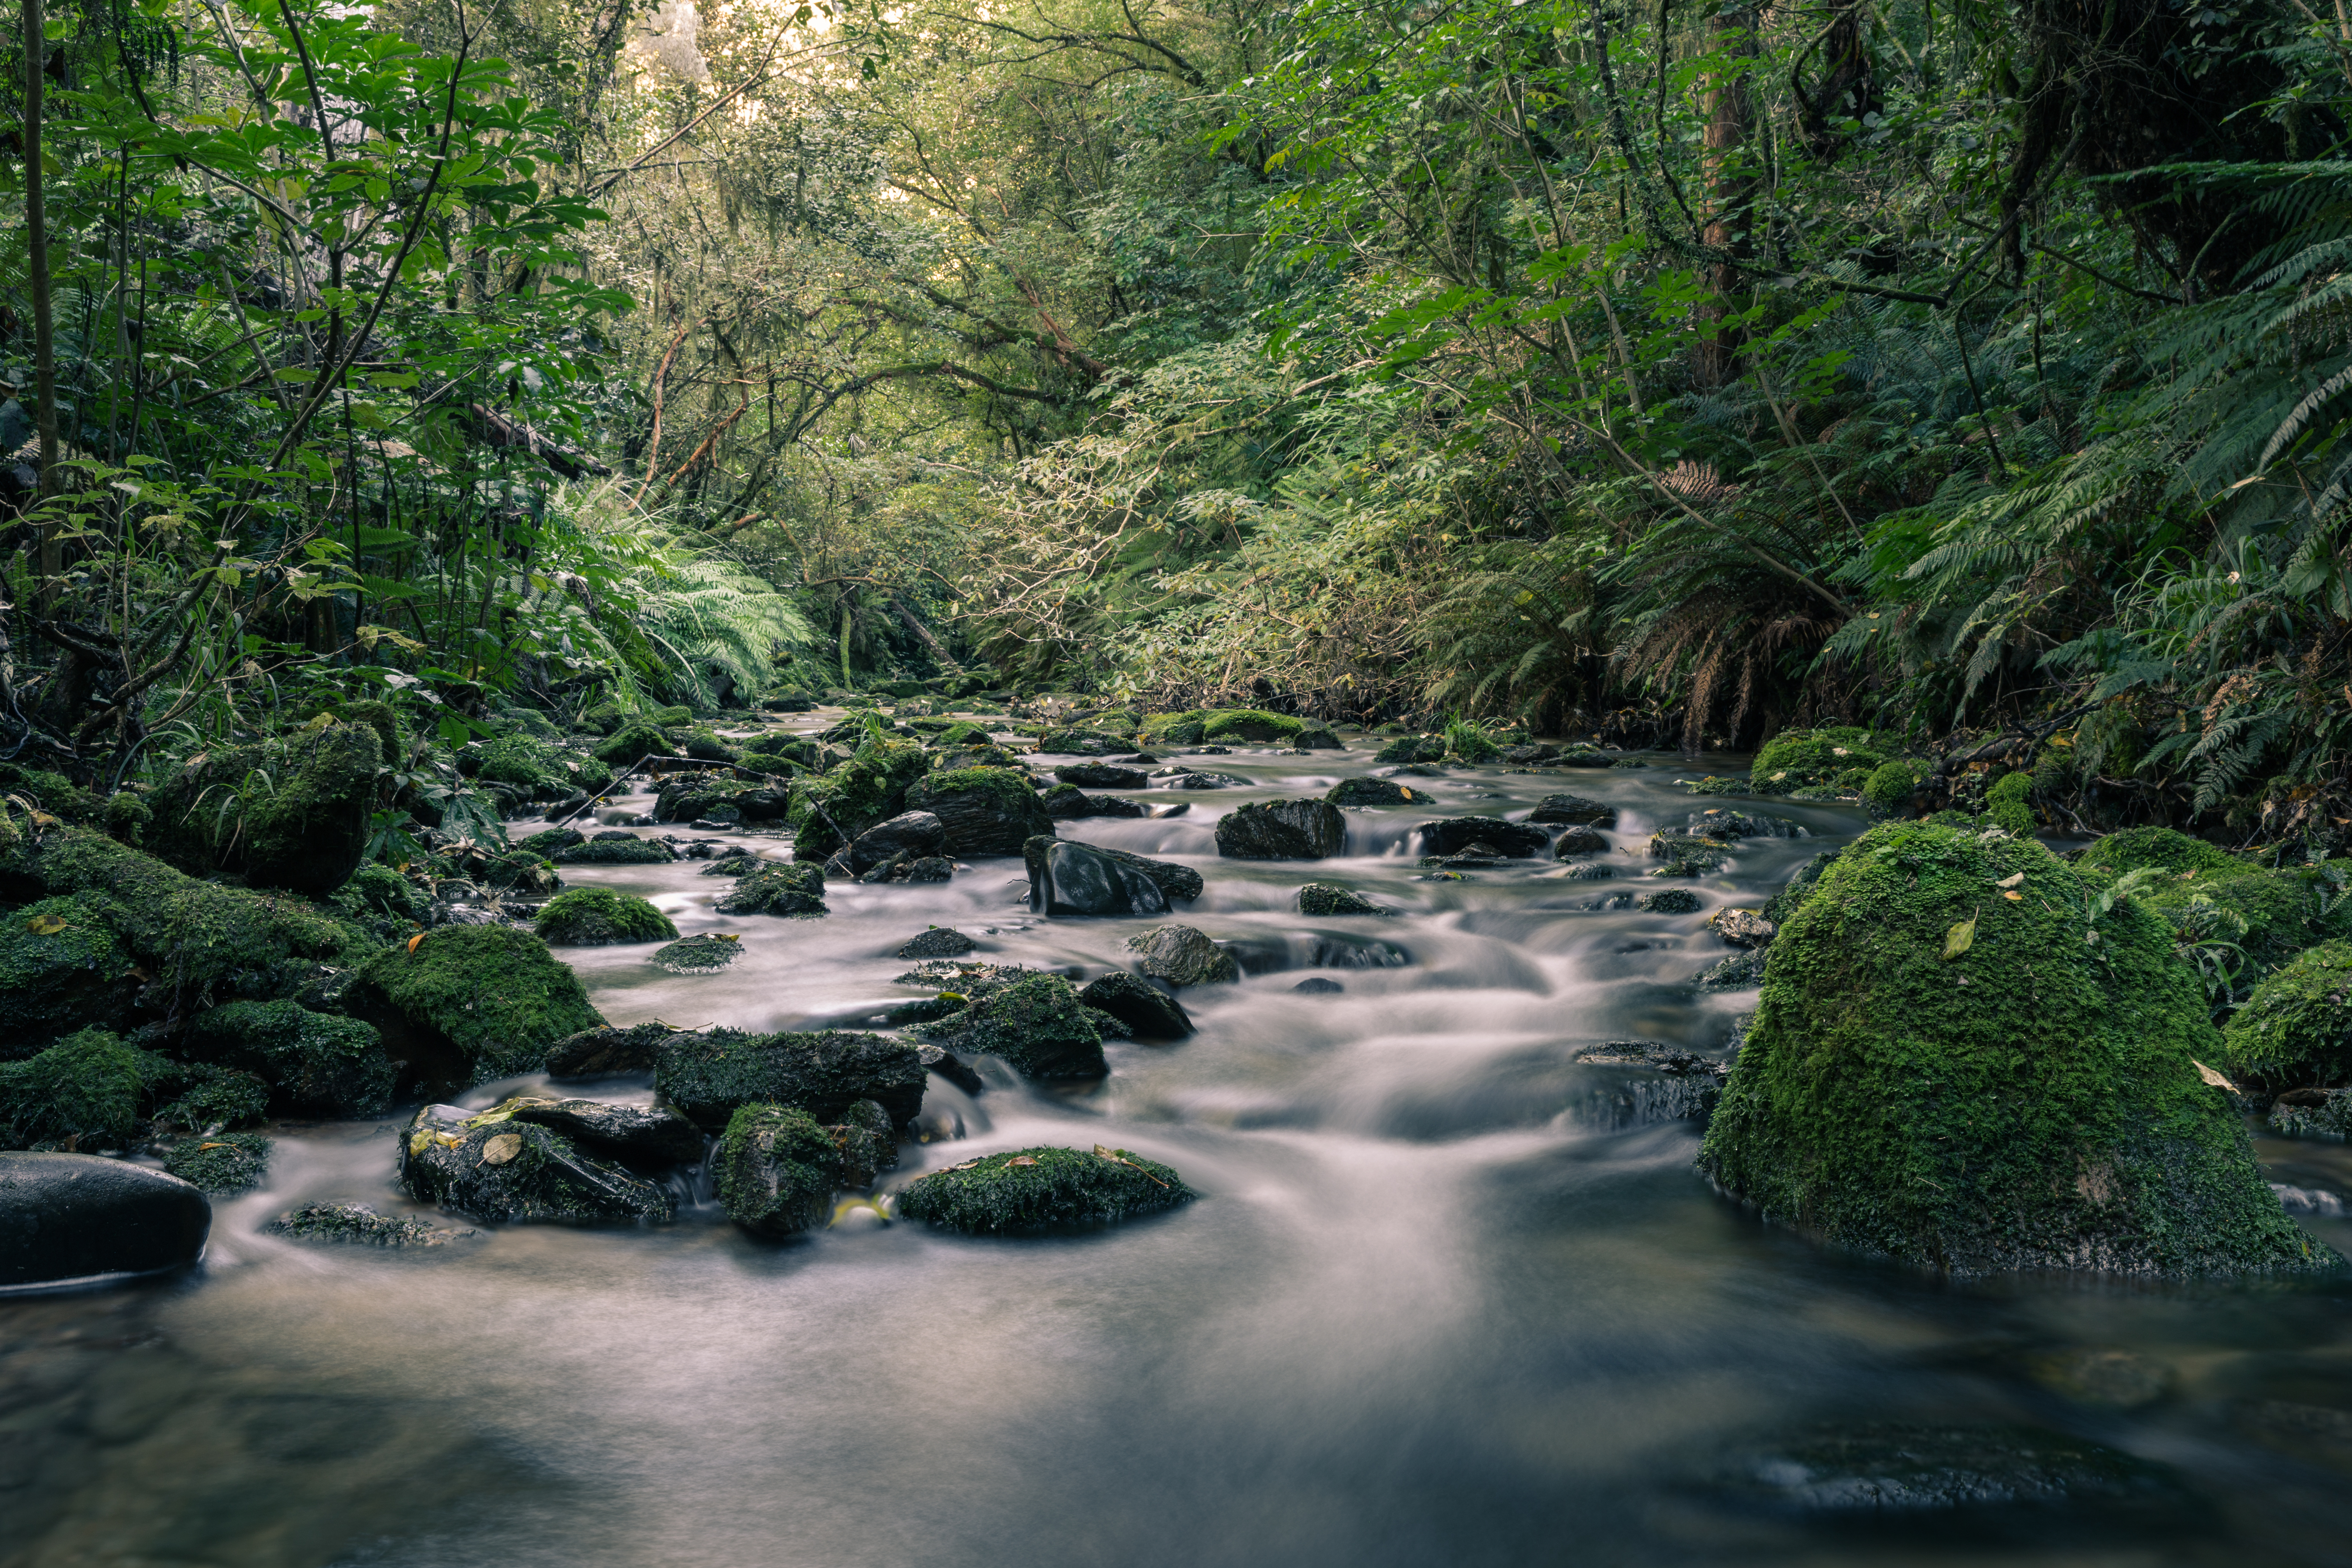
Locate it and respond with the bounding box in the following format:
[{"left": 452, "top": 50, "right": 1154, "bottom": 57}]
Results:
[
  {"left": 2077, "top": 827, "right": 2347, "bottom": 974},
  {"left": 151, "top": 1061, "right": 271, "bottom": 1133},
  {"left": 1140, "top": 711, "right": 1207, "bottom": 745},
  {"left": 348, "top": 925, "right": 603, "bottom": 1087},
  {"left": 552, "top": 836, "right": 676, "bottom": 865},
  {"left": 1699, "top": 821, "right": 2335, "bottom": 1277},
  {"left": 0, "top": 1029, "right": 167, "bottom": 1149},
  {"left": 714, "top": 862, "right": 828, "bottom": 916},
  {"left": 896, "top": 1145, "right": 1195, "bottom": 1234},
  {"left": 475, "top": 734, "right": 565, "bottom": 791},
  {"left": 165, "top": 1132, "right": 271, "bottom": 1193},
  {"left": 1749, "top": 726, "right": 1890, "bottom": 795},
  {"left": 535, "top": 888, "right": 679, "bottom": 946},
  {"left": 673, "top": 725, "right": 740, "bottom": 763},
  {"left": 148, "top": 723, "right": 384, "bottom": 892},
  {"left": 905, "top": 766, "right": 1055, "bottom": 857},
  {"left": 742, "top": 735, "right": 821, "bottom": 771},
  {"left": 913, "top": 974, "right": 1107, "bottom": 1079},
  {"left": 1762, "top": 849, "right": 1841, "bottom": 926},
  {"left": 1374, "top": 735, "right": 1447, "bottom": 765},
  {"left": 1200, "top": 709, "right": 1304, "bottom": 744},
  {"left": 655, "top": 934, "right": 742, "bottom": 973},
  {"left": 264, "top": 1202, "right": 456, "bottom": 1246},
  {"left": 2221, "top": 940, "right": 2352, "bottom": 1086},
  {"left": 789, "top": 738, "right": 931, "bottom": 856},
  {"left": 714, "top": 1103, "right": 839, "bottom": 1237},
  {"left": 328, "top": 863, "right": 428, "bottom": 942},
  {"left": 184, "top": 999, "right": 396, "bottom": 1118},
  {"left": 1985, "top": 771, "right": 2037, "bottom": 834},
  {"left": 0, "top": 893, "right": 136, "bottom": 1055},
  {"left": 654, "top": 1029, "right": 926, "bottom": 1130},
  {"left": 591, "top": 720, "right": 678, "bottom": 768},
  {"left": 1639, "top": 888, "right": 1704, "bottom": 914},
  {"left": 1862, "top": 760, "right": 1922, "bottom": 818}
]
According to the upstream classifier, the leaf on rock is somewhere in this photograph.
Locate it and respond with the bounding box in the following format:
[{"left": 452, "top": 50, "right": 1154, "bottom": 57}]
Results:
[{"left": 1943, "top": 918, "right": 1977, "bottom": 960}]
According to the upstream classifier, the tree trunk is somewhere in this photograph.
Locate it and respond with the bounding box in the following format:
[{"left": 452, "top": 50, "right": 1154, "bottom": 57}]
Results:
[
  {"left": 1694, "top": 5, "right": 1755, "bottom": 390},
  {"left": 22, "top": 0, "right": 61, "bottom": 606}
]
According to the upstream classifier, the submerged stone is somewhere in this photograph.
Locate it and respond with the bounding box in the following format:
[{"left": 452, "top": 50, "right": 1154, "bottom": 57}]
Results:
[
  {"left": 0, "top": 1151, "right": 211, "bottom": 1287},
  {"left": 714, "top": 862, "right": 829, "bottom": 917},
  {"left": 1721, "top": 1423, "right": 2180, "bottom": 1514},
  {"left": 1698, "top": 821, "right": 2337, "bottom": 1278},
  {"left": 397, "top": 1103, "right": 675, "bottom": 1224},
  {"left": 1292, "top": 977, "right": 1344, "bottom": 994},
  {"left": 264, "top": 1201, "right": 464, "bottom": 1246},
  {"left": 1126, "top": 924, "right": 1239, "bottom": 986},
  {"left": 1023, "top": 836, "right": 1200, "bottom": 916},
  {"left": 714, "top": 1104, "right": 839, "bottom": 1237},
  {"left": 1297, "top": 882, "right": 1385, "bottom": 916},
  {"left": 894, "top": 1145, "right": 1195, "bottom": 1234},
  {"left": 1413, "top": 816, "right": 1550, "bottom": 858},
  {"left": 1709, "top": 909, "right": 1776, "bottom": 949},
  {"left": 1216, "top": 799, "right": 1347, "bottom": 860},
  {"left": 897, "top": 927, "right": 977, "bottom": 960}
]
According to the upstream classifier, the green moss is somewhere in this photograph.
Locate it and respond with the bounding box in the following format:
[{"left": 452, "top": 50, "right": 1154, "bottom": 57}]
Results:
[
  {"left": 742, "top": 735, "right": 820, "bottom": 771},
  {"left": 714, "top": 861, "right": 828, "bottom": 916},
  {"left": 1374, "top": 735, "right": 1447, "bottom": 765},
  {"left": 0, "top": 893, "right": 135, "bottom": 1054},
  {"left": 102, "top": 791, "right": 151, "bottom": 845},
  {"left": 0, "top": 1029, "right": 167, "bottom": 1149},
  {"left": 579, "top": 700, "right": 629, "bottom": 735},
  {"left": 655, "top": 933, "right": 741, "bottom": 972},
  {"left": 325, "top": 698, "right": 407, "bottom": 765},
  {"left": 1985, "top": 770, "right": 2037, "bottom": 834},
  {"left": 788, "top": 738, "right": 931, "bottom": 855},
  {"left": 264, "top": 1202, "right": 454, "bottom": 1245},
  {"left": 1761, "top": 850, "right": 1841, "bottom": 926},
  {"left": 147, "top": 723, "right": 384, "bottom": 892},
  {"left": 714, "top": 1103, "right": 839, "bottom": 1237},
  {"left": 1749, "top": 726, "right": 1890, "bottom": 795},
  {"left": 1141, "top": 711, "right": 1207, "bottom": 745},
  {"left": 673, "top": 725, "right": 740, "bottom": 763},
  {"left": 896, "top": 1145, "right": 1195, "bottom": 1234},
  {"left": 151, "top": 1062, "right": 271, "bottom": 1133},
  {"left": 2077, "top": 828, "right": 2345, "bottom": 974},
  {"left": 535, "top": 888, "right": 679, "bottom": 946},
  {"left": 649, "top": 705, "right": 695, "bottom": 727},
  {"left": 653, "top": 1029, "right": 925, "bottom": 1130},
  {"left": 553, "top": 836, "right": 676, "bottom": 865},
  {"left": 592, "top": 720, "right": 677, "bottom": 767},
  {"left": 1698, "top": 821, "right": 2334, "bottom": 1277},
  {"left": 913, "top": 974, "right": 1107, "bottom": 1079},
  {"left": 930, "top": 722, "right": 994, "bottom": 748},
  {"left": 2222, "top": 940, "right": 2352, "bottom": 1086},
  {"left": 475, "top": 734, "right": 568, "bottom": 791},
  {"left": 165, "top": 1132, "right": 271, "bottom": 1193},
  {"left": 328, "top": 863, "right": 427, "bottom": 941},
  {"left": 1862, "top": 760, "right": 1922, "bottom": 818},
  {"left": 184, "top": 998, "right": 397, "bottom": 1117},
  {"left": 349, "top": 925, "right": 603, "bottom": 1086},
  {"left": 1200, "top": 708, "right": 1304, "bottom": 744}
]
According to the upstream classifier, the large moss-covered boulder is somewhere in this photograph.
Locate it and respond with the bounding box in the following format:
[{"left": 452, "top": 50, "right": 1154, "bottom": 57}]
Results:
[
  {"left": 906, "top": 768, "right": 1055, "bottom": 856},
  {"left": 913, "top": 974, "right": 1108, "bottom": 1079},
  {"left": 396, "top": 1102, "right": 674, "bottom": 1224},
  {"left": 1216, "top": 799, "right": 1346, "bottom": 860},
  {"left": 0, "top": 893, "right": 136, "bottom": 1057},
  {"left": 183, "top": 999, "right": 396, "bottom": 1118},
  {"left": 1697, "top": 821, "right": 2334, "bottom": 1278},
  {"left": 346, "top": 925, "right": 603, "bottom": 1090},
  {"left": 535, "top": 888, "right": 678, "bottom": 946},
  {"left": 714, "top": 1103, "right": 839, "bottom": 1237},
  {"left": 0, "top": 1029, "right": 167, "bottom": 1149},
  {"left": 148, "top": 723, "right": 383, "bottom": 892},
  {"left": 896, "top": 1145, "right": 1195, "bottom": 1234},
  {"left": 1200, "top": 709, "right": 1304, "bottom": 744},
  {"left": 0, "top": 827, "right": 368, "bottom": 1011},
  {"left": 789, "top": 739, "right": 931, "bottom": 857},
  {"left": 2221, "top": 940, "right": 2352, "bottom": 1087},
  {"left": 2076, "top": 827, "right": 2348, "bottom": 975},
  {"left": 553, "top": 835, "right": 677, "bottom": 866},
  {"left": 654, "top": 1029, "right": 926, "bottom": 1131},
  {"left": 1747, "top": 726, "right": 1890, "bottom": 795},
  {"left": 591, "top": 720, "right": 677, "bottom": 767}
]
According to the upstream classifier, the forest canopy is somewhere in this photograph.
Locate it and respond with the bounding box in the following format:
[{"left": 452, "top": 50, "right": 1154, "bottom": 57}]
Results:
[{"left": 3, "top": 0, "right": 2351, "bottom": 851}]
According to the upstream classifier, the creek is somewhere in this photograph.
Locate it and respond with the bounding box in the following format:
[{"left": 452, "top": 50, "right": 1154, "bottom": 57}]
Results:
[{"left": 5, "top": 737, "right": 2352, "bottom": 1567}]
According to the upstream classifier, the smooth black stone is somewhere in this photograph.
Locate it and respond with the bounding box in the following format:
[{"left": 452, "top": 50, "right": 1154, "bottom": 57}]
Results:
[{"left": 0, "top": 1152, "right": 211, "bottom": 1289}]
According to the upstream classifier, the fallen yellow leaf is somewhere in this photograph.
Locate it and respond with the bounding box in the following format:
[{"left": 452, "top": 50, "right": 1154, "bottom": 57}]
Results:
[
  {"left": 2003, "top": 890, "right": 2024, "bottom": 902},
  {"left": 26, "top": 913, "right": 67, "bottom": 935},
  {"left": 1943, "top": 918, "right": 1977, "bottom": 960},
  {"left": 406, "top": 932, "right": 426, "bottom": 954}
]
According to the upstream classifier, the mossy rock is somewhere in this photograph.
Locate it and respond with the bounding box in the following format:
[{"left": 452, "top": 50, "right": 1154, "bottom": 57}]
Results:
[
  {"left": 1374, "top": 735, "right": 1447, "bottom": 765},
  {"left": 0, "top": 893, "right": 137, "bottom": 1056},
  {"left": 346, "top": 925, "right": 604, "bottom": 1090},
  {"left": 0, "top": 762, "right": 106, "bottom": 825},
  {"left": 1327, "top": 778, "right": 1426, "bottom": 807},
  {"left": 184, "top": 999, "right": 397, "bottom": 1118},
  {"left": 396, "top": 1102, "right": 673, "bottom": 1224},
  {"left": 578, "top": 700, "right": 629, "bottom": 736},
  {"left": 0, "top": 827, "right": 371, "bottom": 1009},
  {"left": 0, "top": 1029, "right": 168, "bottom": 1150},
  {"left": 1140, "top": 711, "right": 1207, "bottom": 746},
  {"left": 1985, "top": 770, "right": 2037, "bottom": 834},
  {"left": 164, "top": 1132, "right": 270, "bottom": 1194},
  {"left": 1298, "top": 882, "right": 1384, "bottom": 915},
  {"left": 1748, "top": 726, "right": 1890, "bottom": 795},
  {"left": 2222, "top": 940, "right": 2352, "bottom": 1087},
  {"left": 655, "top": 934, "right": 742, "bottom": 973},
  {"left": 148, "top": 723, "right": 383, "bottom": 892},
  {"left": 741, "top": 735, "right": 821, "bottom": 772},
  {"left": 553, "top": 836, "right": 677, "bottom": 866},
  {"left": 905, "top": 766, "right": 1054, "bottom": 857},
  {"left": 896, "top": 1145, "right": 1195, "bottom": 1234},
  {"left": 672, "top": 725, "right": 740, "bottom": 764},
  {"left": 2077, "top": 828, "right": 2349, "bottom": 974},
  {"left": 1199, "top": 709, "right": 1303, "bottom": 744},
  {"left": 913, "top": 974, "right": 1107, "bottom": 1079},
  {"left": 788, "top": 738, "right": 932, "bottom": 857},
  {"left": 473, "top": 734, "right": 570, "bottom": 793},
  {"left": 264, "top": 1202, "right": 456, "bottom": 1246},
  {"left": 1862, "top": 760, "right": 1923, "bottom": 818},
  {"left": 535, "top": 888, "right": 678, "bottom": 946},
  {"left": 1698, "top": 821, "right": 2337, "bottom": 1278},
  {"left": 327, "top": 862, "right": 429, "bottom": 942},
  {"left": 714, "top": 1103, "right": 839, "bottom": 1237},
  {"left": 714, "top": 862, "right": 828, "bottom": 917},
  {"left": 1762, "top": 850, "right": 1841, "bottom": 926},
  {"left": 591, "top": 720, "right": 677, "bottom": 768},
  {"left": 654, "top": 1029, "right": 926, "bottom": 1131},
  {"left": 151, "top": 1060, "right": 272, "bottom": 1133}
]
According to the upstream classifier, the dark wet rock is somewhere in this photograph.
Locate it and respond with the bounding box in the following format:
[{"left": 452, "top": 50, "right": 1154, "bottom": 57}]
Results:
[
  {"left": 2268, "top": 1087, "right": 2351, "bottom": 1140},
  {"left": 904, "top": 767, "right": 1055, "bottom": 857},
  {"left": 1127, "top": 924, "right": 1239, "bottom": 986},
  {"left": 544, "top": 1021, "right": 683, "bottom": 1079},
  {"left": 1294, "top": 723, "right": 1344, "bottom": 750},
  {"left": 1551, "top": 825, "right": 1610, "bottom": 857},
  {"left": 1413, "top": 817, "right": 1550, "bottom": 858},
  {"left": 1023, "top": 836, "right": 1201, "bottom": 916},
  {"left": 553, "top": 836, "right": 677, "bottom": 866},
  {"left": 2020, "top": 1348, "right": 2178, "bottom": 1409},
  {"left": 861, "top": 853, "right": 954, "bottom": 885},
  {"left": 1040, "top": 783, "right": 1091, "bottom": 818},
  {"left": 1710, "top": 908, "right": 1776, "bottom": 949},
  {"left": 264, "top": 1201, "right": 465, "bottom": 1246},
  {"left": 0, "top": 1151, "right": 209, "bottom": 1286},
  {"left": 894, "top": 1145, "right": 1195, "bottom": 1234},
  {"left": 897, "top": 927, "right": 977, "bottom": 960},
  {"left": 1167, "top": 769, "right": 1254, "bottom": 790},
  {"left": 346, "top": 925, "right": 603, "bottom": 1090},
  {"left": 1292, "top": 977, "right": 1344, "bottom": 994},
  {"left": 1686, "top": 807, "right": 1807, "bottom": 839},
  {"left": 1700, "top": 820, "right": 2338, "bottom": 1277},
  {"left": 1638, "top": 888, "right": 1704, "bottom": 914},
  {"left": 657, "top": 1030, "right": 928, "bottom": 1130},
  {"left": 1078, "top": 973, "right": 1194, "bottom": 1040},
  {"left": 1297, "top": 882, "right": 1384, "bottom": 916},
  {"left": 916, "top": 1043, "right": 986, "bottom": 1095},
  {"left": 1034, "top": 727, "right": 1130, "bottom": 755},
  {"left": 535, "top": 887, "right": 678, "bottom": 946},
  {"left": 1555, "top": 748, "right": 1617, "bottom": 769},
  {"left": 1697, "top": 950, "right": 1769, "bottom": 990},
  {"left": 1423, "top": 846, "right": 1504, "bottom": 869},
  {"left": 827, "top": 1099, "right": 899, "bottom": 1189},
  {"left": 397, "top": 1102, "right": 675, "bottom": 1224},
  {"left": 499, "top": 1095, "right": 706, "bottom": 1164},
  {"left": 1502, "top": 743, "right": 1559, "bottom": 763},
  {"left": 162, "top": 1132, "right": 270, "bottom": 1194},
  {"left": 714, "top": 1104, "right": 839, "bottom": 1237},
  {"left": 1374, "top": 735, "right": 1447, "bottom": 765},
  {"left": 847, "top": 811, "right": 946, "bottom": 874},
  {"left": 654, "top": 934, "right": 741, "bottom": 973},
  {"left": 1216, "top": 799, "right": 1346, "bottom": 860},
  {"left": 1558, "top": 861, "right": 1615, "bottom": 881},
  {"left": 1721, "top": 1424, "right": 2180, "bottom": 1513},
  {"left": 183, "top": 998, "right": 397, "bottom": 1118},
  {"left": 1054, "top": 763, "right": 1148, "bottom": 789},
  {"left": 1326, "top": 777, "right": 1427, "bottom": 808},
  {"left": 698, "top": 850, "right": 761, "bottom": 876},
  {"left": 914, "top": 975, "right": 1109, "bottom": 1079},
  {"left": 1566, "top": 1041, "right": 1729, "bottom": 1128},
  {"left": 2223, "top": 939, "right": 2352, "bottom": 1087},
  {"left": 1646, "top": 830, "right": 1734, "bottom": 876},
  {"left": 714, "top": 862, "right": 829, "bottom": 917}
]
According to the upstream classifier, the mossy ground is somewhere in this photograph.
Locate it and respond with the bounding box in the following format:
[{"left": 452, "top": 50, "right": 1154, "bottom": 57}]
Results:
[
  {"left": 184, "top": 998, "right": 397, "bottom": 1117},
  {"left": 351, "top": 925, "right": 604, "bottom": 1085},
  {"left": 2222, "top": 940, "right": 2352, "bottom": 1086},
  {"left": 536, "top": 888, "right": 679, "bottom": 946},
  {"left": 1699, "top": 820, "right": 2334, "bottom": 1277},
  {"left": 896, "top": 1145, "right": 1195, "bottom": 1234},
  {"left": 164, "top": 1131, "right": 271, "bottom": 1193},
  {"left": 1749, "top": 727, "right": 1890, "bottom": 794}
]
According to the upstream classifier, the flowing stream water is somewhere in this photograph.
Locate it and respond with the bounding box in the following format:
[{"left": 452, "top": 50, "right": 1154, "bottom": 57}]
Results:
[{"left": 6, "top": 733, "right": 2352, "bottom": 1567}]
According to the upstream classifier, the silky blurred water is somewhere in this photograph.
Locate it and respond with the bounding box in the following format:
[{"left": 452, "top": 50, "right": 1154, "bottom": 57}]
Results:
[{"left": 5, "top": 729, "right": 2350, "bottom": 1568}]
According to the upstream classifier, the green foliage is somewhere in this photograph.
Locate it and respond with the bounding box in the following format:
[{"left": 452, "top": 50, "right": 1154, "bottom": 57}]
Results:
[
  {"left": 1862, "top": 760, "right": 1923, "bottom": 819},
  {"left": 1750, "top": 729, "right": 1890, "bottom": 795}
]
